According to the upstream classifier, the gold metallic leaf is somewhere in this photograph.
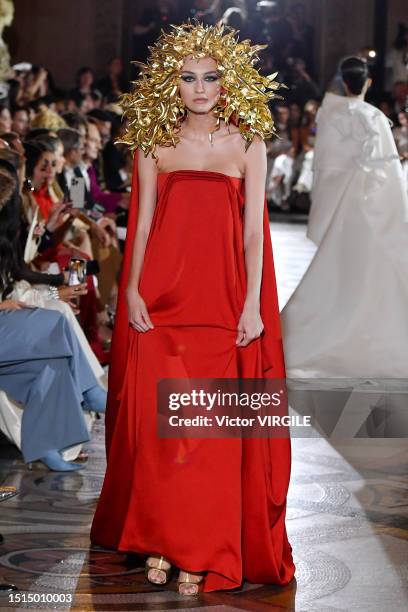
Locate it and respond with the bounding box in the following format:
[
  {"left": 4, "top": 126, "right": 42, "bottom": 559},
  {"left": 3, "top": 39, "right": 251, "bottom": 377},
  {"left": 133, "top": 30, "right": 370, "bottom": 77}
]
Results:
[{"left": 117, "top": 20, "right": 283, "bottom": 155}]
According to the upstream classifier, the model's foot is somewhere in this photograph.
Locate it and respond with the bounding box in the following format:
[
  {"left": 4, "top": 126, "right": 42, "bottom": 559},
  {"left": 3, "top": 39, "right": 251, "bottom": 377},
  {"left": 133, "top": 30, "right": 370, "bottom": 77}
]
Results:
[
  {"left": 177, "top": 570, "right": 204, "bottom": 595},
  {"left": 145, "top": 555, "right": 171, "bottom": 585}
]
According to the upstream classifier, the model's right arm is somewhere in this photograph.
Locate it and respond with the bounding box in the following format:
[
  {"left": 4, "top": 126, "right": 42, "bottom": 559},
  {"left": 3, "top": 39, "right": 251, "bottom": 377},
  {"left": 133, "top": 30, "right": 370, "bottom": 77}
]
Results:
[{"left": 126, "top": 151, "right": 157, "bottom": 332}]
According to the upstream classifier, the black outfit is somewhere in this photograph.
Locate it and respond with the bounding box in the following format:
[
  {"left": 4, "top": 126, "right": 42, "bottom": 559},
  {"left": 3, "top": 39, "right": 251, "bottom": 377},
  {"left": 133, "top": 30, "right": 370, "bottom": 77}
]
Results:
[
  {"left": 17, "top": 224, "right": 64, "bottom": 287},
  {"left": 17, "top": 266, "right": 64, "bottom": 287},
  {"left": 102, "top": 141, "right": 128, "bottom": 192}
]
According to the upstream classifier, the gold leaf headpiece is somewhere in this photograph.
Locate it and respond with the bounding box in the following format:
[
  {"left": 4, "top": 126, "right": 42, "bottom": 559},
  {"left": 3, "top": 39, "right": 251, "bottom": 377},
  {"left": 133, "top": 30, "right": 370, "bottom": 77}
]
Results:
[{"left": 118, "top": 20, "right": 283, "bottom": 156}]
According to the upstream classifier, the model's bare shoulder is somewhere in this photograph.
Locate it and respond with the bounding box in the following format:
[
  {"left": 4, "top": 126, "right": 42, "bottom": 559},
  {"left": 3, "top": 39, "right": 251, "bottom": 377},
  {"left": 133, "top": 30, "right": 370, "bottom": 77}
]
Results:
[
  {"left": 245, "top": 135, "right": 267, "bottom": 158},
  {"left": 243, "top": 135, "right": 267, "bottom": 181},
  {"left": 219, "top": 124, "right": 248, "bottom": 162},
  {"left": 154, "top": 143, "right": 178, "bottom": 172},
  {"left": 138, "top": 149, "right": 158, "bottom": 180}
]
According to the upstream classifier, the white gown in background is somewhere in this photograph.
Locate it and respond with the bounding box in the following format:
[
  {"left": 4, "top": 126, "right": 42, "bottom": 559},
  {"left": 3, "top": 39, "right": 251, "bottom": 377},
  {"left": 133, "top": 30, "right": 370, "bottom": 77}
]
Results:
[{"left": 282, "top": 92, "right": 408, "bottom": 379}]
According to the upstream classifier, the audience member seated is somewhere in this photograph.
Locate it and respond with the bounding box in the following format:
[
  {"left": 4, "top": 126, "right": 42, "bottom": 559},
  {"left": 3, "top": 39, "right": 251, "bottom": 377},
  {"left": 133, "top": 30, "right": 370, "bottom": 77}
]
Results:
[{"left": 0, "top": 161, "right": 107, "bottom": 472}]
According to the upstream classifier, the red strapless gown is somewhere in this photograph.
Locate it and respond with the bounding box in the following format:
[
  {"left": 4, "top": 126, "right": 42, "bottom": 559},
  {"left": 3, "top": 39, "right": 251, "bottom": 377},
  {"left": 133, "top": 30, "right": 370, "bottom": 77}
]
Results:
[{"left": 91, "top": 156, "right": 295, "bottom": 592}]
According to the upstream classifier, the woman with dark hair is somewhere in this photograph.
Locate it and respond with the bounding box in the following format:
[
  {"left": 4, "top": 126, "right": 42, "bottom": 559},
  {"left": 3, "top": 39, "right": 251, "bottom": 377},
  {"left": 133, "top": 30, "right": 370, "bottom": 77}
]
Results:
[
  {"left": 0, "top": 163, "right": 106, "bottom": 472},
  {"left": 282, "top": 56, "right": 408, "bottom": 379},
  {"left": 24, "top": 140, "right": 61, "bottom": 220},
  {"left": 0, "top": 150, "right": 65, "bottom": 288},
  {"left": 340, "top": 55, "right": 370, "bottom": 95},
  {"left": 0, "top": 150, "right": 106, "bottom": 389},
  {"left": 22, "top": 138, "right": 109, "bottom": 362}
]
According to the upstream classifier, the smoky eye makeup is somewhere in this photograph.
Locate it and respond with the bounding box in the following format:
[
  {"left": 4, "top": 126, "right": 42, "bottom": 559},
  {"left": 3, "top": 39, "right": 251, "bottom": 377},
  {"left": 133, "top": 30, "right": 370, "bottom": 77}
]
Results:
[
  {"left": 180, "top": 72, "right": 220, "bottom": 82},
  {"left": 204, "top": 73, "right": 220, "bottom": 82}
]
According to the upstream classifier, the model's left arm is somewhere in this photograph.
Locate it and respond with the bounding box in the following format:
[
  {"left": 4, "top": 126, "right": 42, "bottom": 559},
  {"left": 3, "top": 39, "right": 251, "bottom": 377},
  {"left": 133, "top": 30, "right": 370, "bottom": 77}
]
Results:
[{"left": 236, "top": 136, "right": 266, "bottom": 347}]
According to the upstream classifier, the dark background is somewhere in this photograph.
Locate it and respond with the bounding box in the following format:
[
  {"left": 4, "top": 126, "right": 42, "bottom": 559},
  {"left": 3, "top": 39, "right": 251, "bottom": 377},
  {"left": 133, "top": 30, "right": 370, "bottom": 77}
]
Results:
[{"left": 5, "top": 0, "right": 406, "bottom": 89}]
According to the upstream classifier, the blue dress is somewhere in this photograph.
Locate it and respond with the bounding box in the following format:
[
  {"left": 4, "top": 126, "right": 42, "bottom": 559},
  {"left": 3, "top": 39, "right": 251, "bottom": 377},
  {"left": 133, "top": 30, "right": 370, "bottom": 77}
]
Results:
[{"left": 0, "top": 307, "right": 97, "bottom": 462}]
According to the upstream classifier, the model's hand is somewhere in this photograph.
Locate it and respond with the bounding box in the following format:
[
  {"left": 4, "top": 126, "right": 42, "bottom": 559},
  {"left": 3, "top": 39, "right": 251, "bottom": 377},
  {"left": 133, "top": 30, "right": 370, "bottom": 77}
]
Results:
[
  {"left": 127, "top": 288, "right": 154, "bottom": 332},
  {"left": 236, "top": 303, "right": 264, "bottom": 347}
]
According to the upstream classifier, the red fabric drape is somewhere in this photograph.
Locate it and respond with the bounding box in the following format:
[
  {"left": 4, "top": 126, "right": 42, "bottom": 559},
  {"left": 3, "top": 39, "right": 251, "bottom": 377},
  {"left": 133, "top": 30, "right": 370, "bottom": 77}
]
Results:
[{"left": 92, "top": 155, "right": 295, "bottom": 592}]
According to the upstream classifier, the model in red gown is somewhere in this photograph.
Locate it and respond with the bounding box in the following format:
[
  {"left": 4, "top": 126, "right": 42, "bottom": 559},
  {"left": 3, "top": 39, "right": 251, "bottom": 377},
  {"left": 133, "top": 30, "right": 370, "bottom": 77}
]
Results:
[{"left": 91, "top": 154, "right": 296, "bottom": 591}]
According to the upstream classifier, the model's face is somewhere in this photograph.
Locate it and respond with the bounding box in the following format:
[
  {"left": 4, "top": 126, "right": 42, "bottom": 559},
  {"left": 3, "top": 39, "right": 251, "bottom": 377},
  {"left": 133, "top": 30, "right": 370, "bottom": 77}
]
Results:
[{"left": 179, "top": 56, "right": 221, "bottom": 115}]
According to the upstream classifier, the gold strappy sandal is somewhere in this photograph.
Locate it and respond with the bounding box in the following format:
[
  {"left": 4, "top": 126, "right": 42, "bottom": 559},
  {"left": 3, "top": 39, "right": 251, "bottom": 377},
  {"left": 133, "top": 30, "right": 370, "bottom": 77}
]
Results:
[
  {"left": 145, "top": 555, "right": 172, "bottom": 585},
  {"left": 177, "top": 570, "right": 204, "bottom": 595}
]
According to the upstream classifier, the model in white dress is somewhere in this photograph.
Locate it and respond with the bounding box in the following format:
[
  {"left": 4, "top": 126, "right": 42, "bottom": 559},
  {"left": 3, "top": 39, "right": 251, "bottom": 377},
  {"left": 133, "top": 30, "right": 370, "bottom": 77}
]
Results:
[{"left": 282, "top": 77, "right": 408, "bottom": 379}]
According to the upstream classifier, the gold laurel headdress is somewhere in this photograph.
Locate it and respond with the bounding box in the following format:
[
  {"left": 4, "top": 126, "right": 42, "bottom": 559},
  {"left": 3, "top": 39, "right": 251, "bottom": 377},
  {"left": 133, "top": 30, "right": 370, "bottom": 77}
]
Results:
[{"left": 118, "top": 20, "right": 283, "bottom": 156}]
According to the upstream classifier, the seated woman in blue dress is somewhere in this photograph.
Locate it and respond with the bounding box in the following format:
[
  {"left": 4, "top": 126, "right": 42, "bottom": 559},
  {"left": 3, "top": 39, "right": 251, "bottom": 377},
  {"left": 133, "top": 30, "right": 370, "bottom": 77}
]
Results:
[{"left": 0, "top": 155, "right": 106, "bottom": 472}]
